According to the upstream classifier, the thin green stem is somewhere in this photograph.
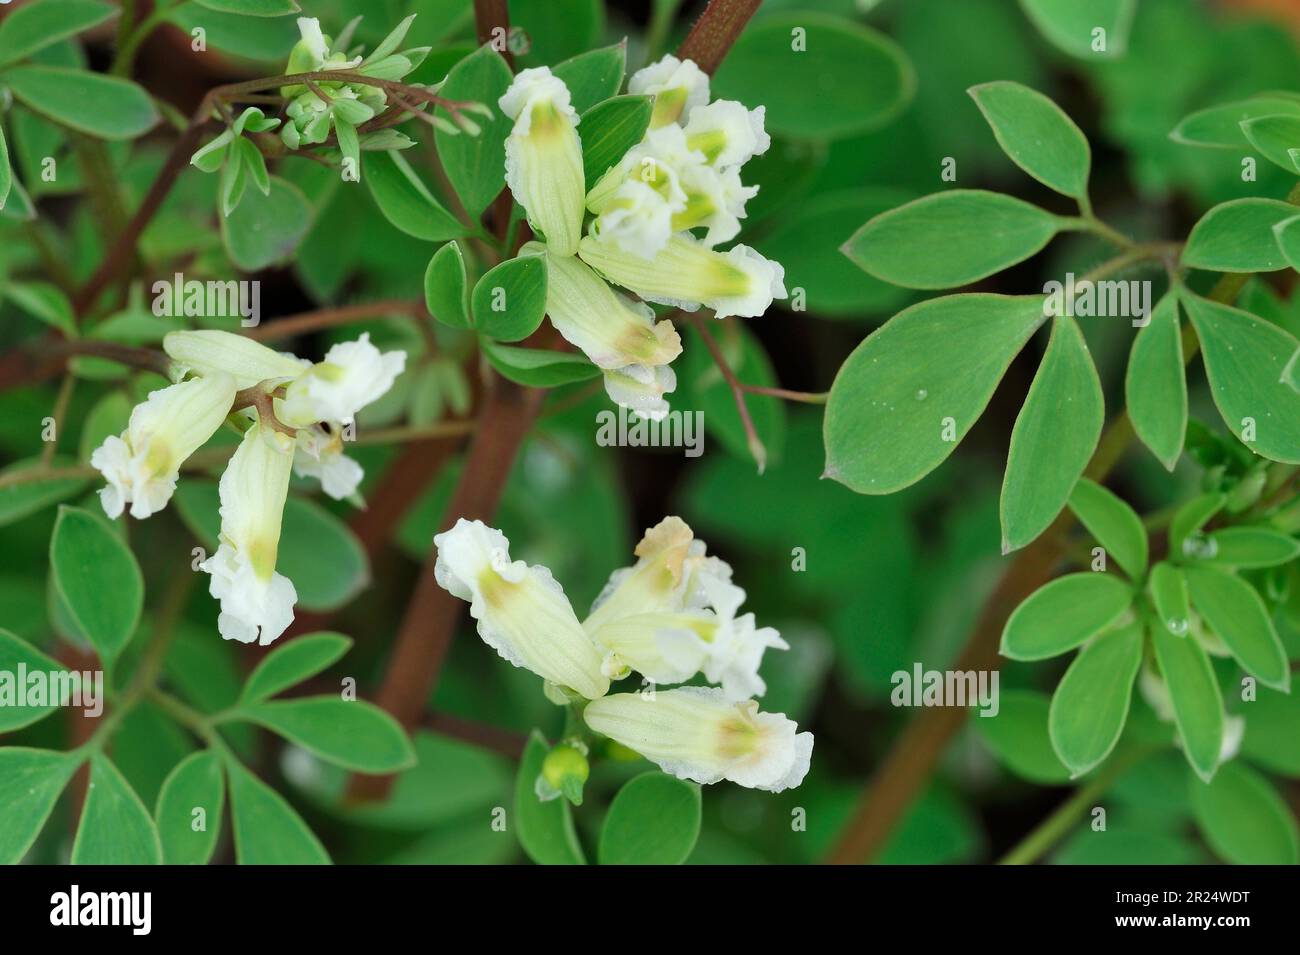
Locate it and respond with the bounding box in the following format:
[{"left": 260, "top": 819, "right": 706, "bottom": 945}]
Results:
[
  {"left": 997, "top": 749, "right": 1147, "bottom": 865},
  {"left": 1061, "top": 215, "right": 1135, "bottom": 250},
  {"left": 113, "top": 1, "right": 177, "bottom": 76}
]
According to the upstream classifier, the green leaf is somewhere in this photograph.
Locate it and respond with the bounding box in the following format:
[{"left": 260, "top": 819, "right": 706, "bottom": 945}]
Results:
[
  {"left": 365, "top": 150, "right": 465, "bottom": 242},
  {"left": 712, "top": 12, "right": 914, "bottom": 141},
  {"left": 219, "top": 143, "right": 247, "bottom": 216},
  {"left": 0, "top": 628, "right": 70, "bottom": 731},
  {"left": 1203, "top": 527, "right": 1300, "bottom": 569},
  {"left": 435, "top": 44, "right": 512, "bottom": 218},
  {"left": 3, "top": 66, "right": 157, "bottom": 140},
  {"left": 173, "top": 482, "right": 368, "bottom": 612},
  {"left": 1184, "top": 565, "right": 1288, "bottom": 691},
  {"left": 238, "top": 136, "right": 270, "bottom": 196},
  {"left": 1148, "top": 562, "right": 1191, "bottom": 638},
  {"left": 424, "top": 240, "right": 471, "bottom": 329},
  {"left": 0, "top": 120, "right": 10, "bottom": 211},
  {"left": 1151, "top": 621, "right": 1223, "bottom": 782},
  {"left": 552, "top": 42, "right": 625, "bottom": 114},
  {"left": 71, "top": 753, "right": 162, "bottom": 864},
  {"left": 514, "top": 730, "right": 585, "bottom": 865},
  {"left": 193, "top": 0, "right": 300, "bottom": 15},
  {"left": 472, "top": 253, "right": 547, "bottom": 342},
  {"left": 1000, "top": 572, "right": 1133, "bottom": 661},
  {"left": 1273, "top": 214, "right": 1300, "bottom": 272},
  {"left": 221, "top": 174, "right": 311, "bottom": 271},
  {"left": 1018, "top": 0, "right": 1135, "bottom": 59},
  {"left": 1183, "top": 294, "right": 1300, "bottom": 464},
  {"left": 167, "top": 3, "right": 300, "bottom": 62},
  {"left": 1240, "top": 114, "right": 1300, "bottom": 175},
  {"left": 225, "top": 754, "right": 330, "bottom": 864},
  {"left": 1241, "top": 686, "right": 1300, "bottom": 777},
  {"left": 4, "top": 280, "right": 76, "bottom": 333},
  {"left": 50, "top": 505, "right": 143, "bottom": 664},
  {"left": 234, "top": 697, "right": 416, "bottom": 773},
  {"left": 969, "top": 81, "right": 1090, "bottom": 199},
  {"left": 1171, "top": 97, "right": 1300, "bottom": 149},
  {"left": 241, "top": 632, "right": 352, "bottom": 703},
  {"left": 759, "top": 187, "right": 915, "bottom": 318},
  {"left": 0, "top": 0, "right": 118, "bottom": 68},
  {"left": 824, "top": 295, "right": 1046, "bottom": 494},
  {"left": 0, "top": 748, "right": 80, "bottom": 863},
  {"left": 1191, "top": 761, "right": 1299, "bottom": 864},
  {"left": 1125, "top": 292, "right": 1186, "bottom": 470},
  {"left": 1180, "top": 198, "right": 1297, "bottom": 272},
  {"left": 843, "top": 191, "right": 1061, "bottom": 290},
  {"left": 1048, "top": 622, "right": 1142, "bottom": 777},
  {"left": 0, "top": 177, "right": 35, "bottom": 222},
  {"left": 597, "top": 772, "right": 701, "bottom": 865},
  {"left": 1170, "top": 492, "right": 1226, "bottom": 559},
  {"left": 480, "top": 339, "right": 600, "bottom": 387},
  {"left": 154, "top": 751, "right": 224, "bottom": 865},
  {"left": 972, "top": 690, "right": 1070, "bottom": 784},
  {"left": 1068, "top": 479, "right": 1148, "bottom": 581},
  {"left": 79, "top": 391, "right": 132, "bottom": 462},
  {"left": 1001, "top": 316, "right": 1103, "bottom": 552},
  {"left": 579, "top": 94, "right": 652, "bottom": 191}
]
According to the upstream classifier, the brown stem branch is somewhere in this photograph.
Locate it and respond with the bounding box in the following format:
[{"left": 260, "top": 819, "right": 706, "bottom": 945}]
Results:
[
  {"left": 244, "top": 300, "right": 426, "bottom": 342},
  {"left": 691, "top": 314, "right": 766, "bottom": 473},
  {"left": 676, "top": 0, "right": 763, "bottom": 74}
]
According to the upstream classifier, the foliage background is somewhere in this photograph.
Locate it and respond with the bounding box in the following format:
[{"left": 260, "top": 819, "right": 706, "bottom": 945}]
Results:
[{"left": 2, "top": 0, "right": 1300, "bottom": 864}]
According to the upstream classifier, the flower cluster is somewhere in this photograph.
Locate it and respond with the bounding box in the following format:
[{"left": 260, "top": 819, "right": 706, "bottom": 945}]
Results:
[
  {"left": 433, "top": 516, "right": 812, "bottom": 793},
  {"left": 497, "top": 54, "right": 786, "bottom": 421},
  {"left": 90, "top": 330, "right": 406, "bottom": 646}
]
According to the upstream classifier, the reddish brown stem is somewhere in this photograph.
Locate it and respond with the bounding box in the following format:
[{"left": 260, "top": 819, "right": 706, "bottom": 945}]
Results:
[
  {"left": 676, "top": 0, "right": 763, "bottom": 73},
  {"left": 691, "top": 314, "right": 766, "bottom": 473},
  {"left": 244, "top": 300, "right": 426, "bottom": 342}
]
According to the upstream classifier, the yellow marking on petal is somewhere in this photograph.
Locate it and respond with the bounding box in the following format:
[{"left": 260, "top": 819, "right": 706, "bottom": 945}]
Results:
[
  {"left": 687, "top": 129, "right": 727, "bottom": 164},
  {"left": 247, "top": 536, "right": 279, "bottom": 581},
  {"left": 716, "top": 708, "right": 763, "bottom": 759},
  {"left": 650, "top": 87, "right": 688, "bottom": 128},
  {"left": 528, "top": 100, "right": 568, "bottom": 140}
]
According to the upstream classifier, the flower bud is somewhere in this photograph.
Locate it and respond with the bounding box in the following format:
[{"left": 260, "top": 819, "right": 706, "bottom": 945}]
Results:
[
  {"left": 163, "top": 330, "right": 307, "bottom": 390},
  {"left": 538, "top": 743, "right": 590, "bottom": 805},
  {"left": 499, "top": 67, "right": 585, "bottom": 257},
  {"left": 433, "top": 519, "right": 608, "bottom": 700},
  {"left": 583, "top": 687, "right": 813, "bottom": 792},
  {"left": 91, "top": 372, "right": 238, "bottom": 520},
  {"left": 579, "top": 235, "right": 786, "bottom": 319}
]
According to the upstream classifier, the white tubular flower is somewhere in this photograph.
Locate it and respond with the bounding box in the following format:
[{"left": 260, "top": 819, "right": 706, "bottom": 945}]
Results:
[
  {"left": 672, "top": 162, "right": 758, "bottom": 248},
  {"left": 293, "top": 426, "right": 363, "bottom": 501},
  {"left": 433, "top": 519, "right": 609, "bottom": 700},
  {"left": 583, "top": 687, "right": 813, "bottom": 792},
  {"left": 91, "top": 373, "right": 238, "bottom": 520},
  {"left": 587, "top": 610, "right": 713, "bottom": 683},
  {"left": 586, "top": 124, "right": 698, "bottom": 215},
  {"left": 695, "top": 576, "right": 787, "bottom": 700},
  {"left": 163, "top": 330, "right": 307, "bottom": 390},
  {"left": 591, "top": 179, "right": 678, "bottom": 260},
  {"left": 579, "top": 235, "right": 786, "bottom": 319},
  {"left": 200, "top": 421, "right": 298, "bottom": 646},
  {"left": 683, "top": 101, "right": 771, "bottom": 169},
  {"left": 278, "top": 333, "right": 406, "bottom": 428},
  {"left": 602, "top": 364, "right": 677, "bottom": 421},
  {"left": 585, "top": 517, "right": 731, "bottom": 629},
  {"left": 536, "top": 245, "right": 681, "bottom": 369},
  {"left": 629, "top": 54, "right": 711, "bottom": 128},
  {"left": 499, "top": 67, "right": 585, "bottom": 257}
]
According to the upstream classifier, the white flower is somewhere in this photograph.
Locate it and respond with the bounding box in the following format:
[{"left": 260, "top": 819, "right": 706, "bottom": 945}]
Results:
[
  {"left": 433, "top": 519, "right": 608, "bottom": 699},
  {"left": 584, "top": 517, "right": 732, "bottom": 629},
  {"left": 671, "top": 161, "right": 758, "bottom": 248},
  {"left": 602, "top": 364, "right": 677, "bottom": 421},
  {"left": 163, "top": 330, "right": 308, "bottom": 390},
  {"left": 629, "top": 54, "right": 711, "bottom": 128},
  {"left": 536, "top": 245, "right": 681, "bottom": 369},
  {"left": 278, "top": 332, "right": 406, "bottom": 427},
  {"left": 586, "top": 124, "right": 698, "bottom": 215},
  {"left": 579, "top": 234, "right": 786, "bottom": 319},
  {"left": 499, "top": 67, "right": 585, "bottom": 257},
  {"left": 590, "top": 179, "right": 679, "bottom": 260},
  {"left": 293, "top": 426, "right": 364, "bottom": 501},
  {"left": 683, "top": 100, "right": 771, "bottom": 169},
  {"left": 200, "top": 420, "right": 298, "bottom": 646},
  {"left": 91, "top": 373, "right": 237, "bottom": 520},
  {"left": 582, "top": 687, "right": 813, "bottom": 792}
]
